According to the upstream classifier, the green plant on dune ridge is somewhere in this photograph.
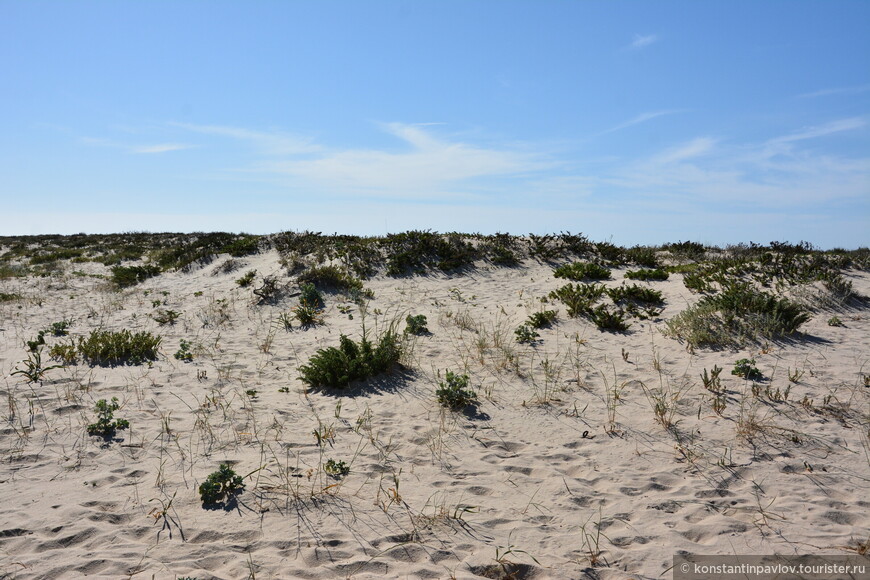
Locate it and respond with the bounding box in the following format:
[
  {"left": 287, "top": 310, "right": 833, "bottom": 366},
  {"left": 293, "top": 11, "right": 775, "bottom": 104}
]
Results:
[
  {"left": 553, "top": 261, "right": 611, "bottom": 281},
  {"left": 527, "top": 310, "right": 557, "bottom": 329},
  {"left": 111, "top": 264, "right": 160, "bottom": 288},
  {"left": 549, "top": 283, "right": 606, "bottom": 318},
  {"left": 624, "top": 268, "right": 669, "bottom": 281},
  {"left": 296, "top": 264, "right": 364, "bottom": 294},
  {"left": 298, "top": 330, "right": 402, "bottom": 390}
]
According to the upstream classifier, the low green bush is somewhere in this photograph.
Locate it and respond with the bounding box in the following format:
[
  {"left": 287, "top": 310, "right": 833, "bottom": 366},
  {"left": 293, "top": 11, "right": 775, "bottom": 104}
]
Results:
[
  {"left": 78, "top": 329, "right": 162, "bottom": 366},
  {"left": 588, "top": 305, "right": 630, "bottom": 332},
  {"left": 87, "top": 398, "right": 129, "bottom": 437},
  {"left": 235, "top": 270, "right": 257, "bottom": 287},
  {"left": 436, "top": 371, "right": 478, "bottom": 410},
  {"left": 624, "top": 268, "right": 669, "bottom": 281},
  {"left": 731, "top": 358, "right": 762, "bottom": 381},
  {"left": 514, "top": 324, "right": 540, "bottom": 343},
  {"left": 199, "top": 464, "right": 244, "bottom": 506},
  {"left": 405, "top": 314, "right": 429, "bottom": 335},
  {"left": 527, "top": 310, "right": 557, "bottom": 329},
  {"left": 297, "top": 264, "right": 364, "bottom": 294},
  {"left": 549, "top": 283, "right": 606, "bottom": 317},
  {"left": 298, "top": 331, "right": 402, "bottom": 389},
  {"left": 553, "top": 262, "right": 611, "bottom": 281},
  {"left": 111, "top": 264, "right": 160, "bottom": 289}
]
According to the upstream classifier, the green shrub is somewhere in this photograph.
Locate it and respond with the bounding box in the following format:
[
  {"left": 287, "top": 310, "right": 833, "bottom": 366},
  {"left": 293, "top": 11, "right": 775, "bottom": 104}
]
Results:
[
  {"left": 87, "top": 398, "right": 129, "bottom": 437},
  {"left": 49, "top": 342, "right": 78, "bottom": 365},
  {"left": 664, "top": 284, "right": 809, "bottom": 348},
  {"left": 0, "top": 292, "right": 22, "bottom": 302},
  {"left": 298, "top": 331, "right": 402, "bottom": 390},
  {"left": 78, "top": 329, "right": 161, "bottom": 366},
  {"left": 174, "top": 339, "right": 193, "bottom": 362},
  {"left": 297, "top": 265, "right": 364, "bottom": 294},
  {"left": 111, "top": 264, "right": 160, "bottom": 289},
  {"left": 527, "top": 310, "right": 557, "bottom": 329},
  {"left": 731, "top": 358, "right": 762, "bottom": 381},
  {"left": 48, "top": 319, "right": 73, "bottom": 336},
  {"left": 514, "top": 324, "right": 540, "bottom": 343},
  {"left": 253, "top": 275, "right": 281, "bottom": 303},
  {"left": 436, "top": 371, "right": 478, "bottom": 410},
  {"left": 293, "top": 304, "right": 322, "bottom": 327},
  {"left": 624, "top": 268, "right": 669, "bottom": 281},
  {"left": 549, "top": 283, "right": 606, "bottom": 317},
  {"left": 606, "top": 284, "right": 665, "bottom": 306},
  {"left": 299, "top": 283, "right": 324, "bottom": 309},
  {"left": 221, "top": 236, "right": 260, "bottom": 257},
  {"left": 624, "top": 246, "right": 659, "bottom": 268},
  {"left": 827, "top": 316, "right": 843, "bottom": 327},
  {"left": 588, "top": 305, "right": 630, "bottom": 332},
  {"left": 199, "top": 464, "right": 244, "bottom": 506},
  {"left": 405, "top": 314, "right": 429, "bottom": 335},
  {"left": 152, "top": 309, "right": 181, "bottom": 325},
  {"left": 11, "top": 350, "right": 61, "bottom": 383},
  {"left": 553, "top": 262, "right": 611, "bottom": 281}
]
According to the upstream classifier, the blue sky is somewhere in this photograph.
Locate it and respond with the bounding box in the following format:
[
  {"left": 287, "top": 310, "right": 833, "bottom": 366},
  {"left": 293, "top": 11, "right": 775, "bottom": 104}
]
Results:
[{"left": 2, "top": 1, "right": 868, "bottom": 248}]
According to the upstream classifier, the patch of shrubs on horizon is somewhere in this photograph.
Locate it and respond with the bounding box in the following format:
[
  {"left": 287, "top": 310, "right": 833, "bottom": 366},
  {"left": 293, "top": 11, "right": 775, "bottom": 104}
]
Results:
[
  {"left": 553, "top": 261, "right": 611, "bottom": 281},
  {"left": 625, "top": 268, "right": 669, "bottom": 281},
  {"left": 549, "top": 282, "right": 664, "bottom": 332}
]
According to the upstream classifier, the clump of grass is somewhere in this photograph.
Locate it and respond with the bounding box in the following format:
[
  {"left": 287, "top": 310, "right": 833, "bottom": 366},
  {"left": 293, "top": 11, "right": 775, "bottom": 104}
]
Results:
[
  {"left": 299, "top": 283, "right": 324, "bottom": 309},
  {"left": 11, "top": 350, "right": 61, "bottom": 383},
  {"left": 199, "top": 464, "right": 244, "bottom": 506},
  {"left": 235, "top": 269, "right": 257, "bottom": 287},
  {"left": 151, "top": 309, "right": 181, "bottom": 325},
  {"left": 0, "top": 292, "right": 22, "bottom": 302},
  {"left": 77, "top": 329, "right": 161, "bottom": 366},
  {"left": 553, "top": 262, "right": 611, "bottom": 281},
  {"left": 111, "top": 264, "right": 160, "bottom": 289},
  {"left": 298, "top": 330, "right": 402, "bottom": 390},
  {"left": 405, "top": 314, "right": 429, "bottom": 335},
  {"left": 297, "top": 264, "right": 364, "bottom": 294},
  {"left": 436, "top": 371, "right": 478, "bottom": 410},
  {"left": 87, "top": 398, "right": 129, "bottom": 438},
  {"left": 624, "top": 268, "right": 669, "bottom": 281}
]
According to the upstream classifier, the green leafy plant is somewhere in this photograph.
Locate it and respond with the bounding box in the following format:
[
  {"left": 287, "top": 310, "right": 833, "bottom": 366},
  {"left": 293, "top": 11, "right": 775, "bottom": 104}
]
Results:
[
  {"left": 297, "top": 264, "right": 364, "bottom": 294},
  {"left": 625, "top": 268, "right": 669, "bottom": 281},
  {"left": 253, "top": 275, "right": 281, "bottom": 303},
  {"left": 405, "top": 314, "right": 429, "bottom": 335},
  {"left": 436, "top": 371, "right": 478, "bottom": 410},
  {"left": 701, "top": 365, "right": 723, "bottom": 392},
  {"left": 514, "top": 324, "right": 540, "bottom": 344},
  {"left": 151, "top": 309, "right": 181, "bottom": 325},
  {"left": 48, "top": 319, "right": 74, "bottom": 336},
  {"left": 298, "top": 331, "right": 402, "bottom": 390},
  {"left": 87, "top": 398, "right": 129, "bottom": 437},
  {"left": 732, "top": 358, "right": 762, "bottom": 381},
  {"left": 588, "top": 305, "right": 630, "bottom": 332},
  {"left": 174, "top": 340, "right": 193, "bottom": 362},
  {"left": 26, "top": 331, "right": 46, "bottom": 352},
  {"left": 49, "top": 342, "right": 78, "bottom": 365},
  {"left": 77, "top": 329, "right": 161, "bottom": 366},
  {"left": 549, "top": 283, "right": 606, "bottom": 317},
  {"left": 11, "top": 350, "right": 61, "bottom": 383},
  {"left": 324, "top": 459, "right": 350, "bottom": 478},
  {"left": 111, "top": 264, "right": 160, "bottom": 289},
  {"left": 235, "top": 269, "right": 257, "bottom": 287},
  {"left": 527, "top": 310, "right": 557, "bottom": 329},
  {"left": 293, "top": 304, "right": 323, "bottom": 327},
  {"left": 827, "top": 316, "right": 843, "bottom": 327},
  {"left": 198, "top": 464, "right": 244, "bottom": 506}
]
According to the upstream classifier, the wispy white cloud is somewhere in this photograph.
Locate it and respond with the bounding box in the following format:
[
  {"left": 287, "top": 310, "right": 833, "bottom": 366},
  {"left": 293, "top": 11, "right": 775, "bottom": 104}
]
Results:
[
  {"left": 767, "top": 117, "right": 866, "bottom": 144},
  {"left": 191, "top": 122, "right": 551, "bottom": 198},
  {"left": 171, "top": 123, "right": 322, "bottom": 156},
  {"left": 649, "top": 137, "right": 717, "bottom": 164},
  {"left": 80, "top": 136, "right": 194, "bottom": 154},
  {"left": 796, "top": 84, "right": 870, "bottom": 98},
  {"left": 598, "top": 110, "right": 683, "bottom": 135},
  {"left": 627, "top": 34, "right": 658, "bottom": 50}
]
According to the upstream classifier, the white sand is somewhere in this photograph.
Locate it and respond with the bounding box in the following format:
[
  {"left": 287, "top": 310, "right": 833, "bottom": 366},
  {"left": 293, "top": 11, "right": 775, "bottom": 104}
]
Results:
[{"left": 1, "top": 248, "right": 868, "bottom": 579}]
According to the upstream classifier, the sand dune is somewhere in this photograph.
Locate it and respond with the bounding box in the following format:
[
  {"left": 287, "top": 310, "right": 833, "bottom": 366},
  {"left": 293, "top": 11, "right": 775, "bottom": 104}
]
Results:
[{"left": 1, "top": 234, "right": 868, "bottom": 579}]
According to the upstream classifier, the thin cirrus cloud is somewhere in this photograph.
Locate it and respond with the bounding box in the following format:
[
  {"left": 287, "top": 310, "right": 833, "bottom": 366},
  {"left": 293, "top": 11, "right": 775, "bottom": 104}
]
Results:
[
  {"left": 766, "top": 117, "right": 866, "bottom": 144},
  {"left": 171, "top": 122, "right": 322, "bottom": 156},
  {"left": 627, "top": 34, "right": 658, "bottom": 50},
  {"left": 80, "top": 136, "right": 194, "bottom": 154},
  {"left": 598, "top": 110, "right": 683, "bottom": 135},
  {"left": 796, "top": 84, "right": 870, "bottom": 99}
]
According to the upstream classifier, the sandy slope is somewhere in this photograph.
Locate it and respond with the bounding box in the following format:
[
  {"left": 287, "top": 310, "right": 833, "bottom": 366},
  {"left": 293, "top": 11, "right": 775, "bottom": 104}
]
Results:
[{"left": 0, "top": 250, "right": 868, "bottom": 579}]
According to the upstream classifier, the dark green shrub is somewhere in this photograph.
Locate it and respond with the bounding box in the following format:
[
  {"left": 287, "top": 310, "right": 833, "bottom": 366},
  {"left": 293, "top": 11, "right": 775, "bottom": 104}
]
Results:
[
  {"left": 595, "top": 241, "right": 624, "bottom": 264},
  {"left": 624, "top": 246, "right": 659, "bottom": 268},
  {"left": 87, "top": 398, "right": 129, "bottom": 437},
  {"left": 221, "top": 236, "right": 260, "bottom": 257},
  {"left": 49, "top": 342, "right": 78, "bottom": 365},
  {"left": 199, "top": 464, "right": 244, "bottom": 506},
  {"left": 588, "top": 305, "right": 630, "bottom": 332},
  {"left": 527, "top": 310, "right": 557, "bottom": 329},
  {"left": 299, "top": 283, "right": 324, "bottom": 309},
  {"left": 624, "top": 268, "right": 669, "bottom": 281},
  {"left": 298, "top": 331, "right": 402, "bottom": 390},
  {"left": 436, "top": 371, "right": 478, "bottom": 410},
  {"left": 78, "top": 329, "right": 161, "bottom": 366},
  {"left": 253, "top": 275, "right": 281, "bottom": 303},
  {"left": 152, "top": 309, "right": 181, "bottom": 325},
  {"left": 553, "top": 262, "right": 611, "bottom": 281},
  {"left": 606, "top": 284, "right": 665, "bottom": 307},
  {"left": 174, "top": 340, "right": 193, "bottom": 362},
  {"left": 111, "top": 264, "right": 160, "bottom": 288},
  {"left": 665, "top": 240, "right": 706, "bottom": 261},
  {"left": 48, "top": 319, "right": 73, "bottom": 336},
  {"left": 405, "top": 314, "right": 429, "bottom": 335},
  {"left": 293, "top": 304, "right": 323, "bottom": 327},
  {"left": 0, "top": 292, "right": 22, "bottom": 302}
]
